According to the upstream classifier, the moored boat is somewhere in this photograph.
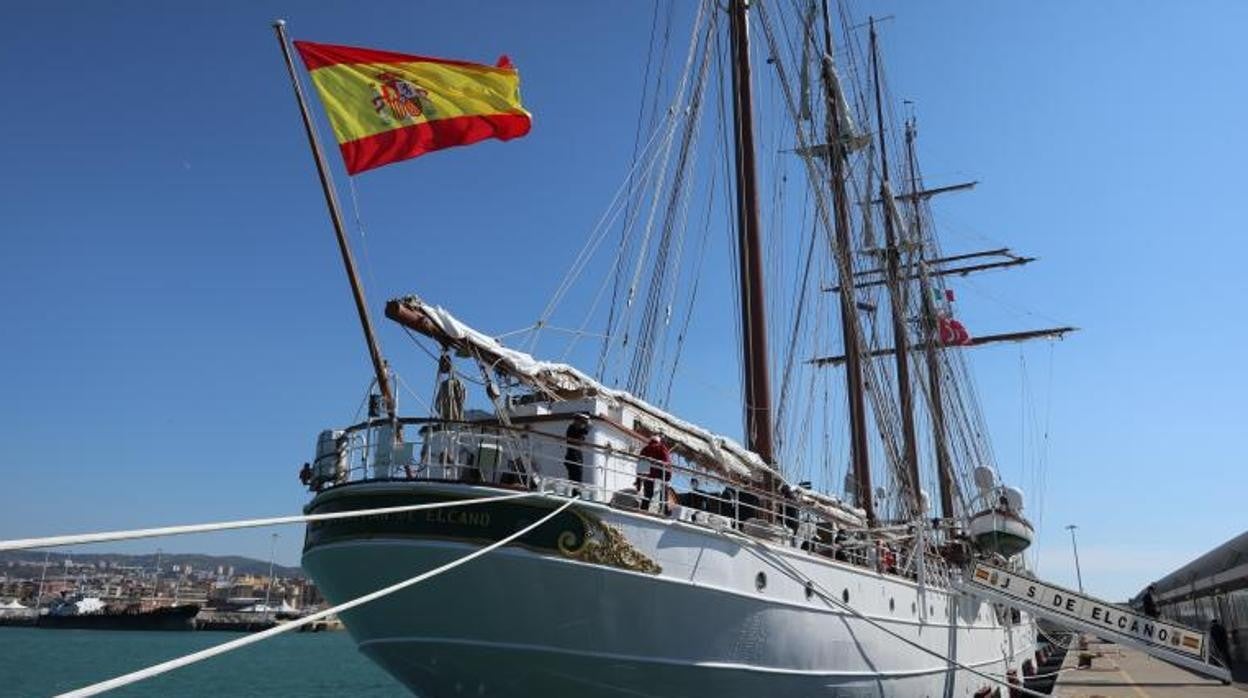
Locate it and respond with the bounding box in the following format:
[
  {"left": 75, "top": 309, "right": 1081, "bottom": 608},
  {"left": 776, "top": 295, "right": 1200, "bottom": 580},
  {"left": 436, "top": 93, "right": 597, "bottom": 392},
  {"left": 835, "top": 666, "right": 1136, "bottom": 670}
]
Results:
[{"left": 36, "top": 596, "right": 199, "bottom": 632}]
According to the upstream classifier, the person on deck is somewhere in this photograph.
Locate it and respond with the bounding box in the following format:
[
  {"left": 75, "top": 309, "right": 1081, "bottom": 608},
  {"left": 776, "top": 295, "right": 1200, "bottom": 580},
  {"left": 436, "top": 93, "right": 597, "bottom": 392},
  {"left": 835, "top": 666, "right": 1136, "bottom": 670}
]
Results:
[
  {"left": 1141, "top": 585, "right": 1159, "bottom": 619},
  {"left": 779, "top": 484, "right": 800, "bottom": 534},
  {"left": 298, "top": 462, "right": 314, "bottom": 490},
  {"left": 434, "top": 354, "right": 466, "bottom": 422},
  {"left": 881, "top": 545, "right": 898, "bottom": 575},
  {"left": 684, "top": 477, "right": 712, "bottom": 513},
  {"left": 637, "top": 435, "right": 672, "bottom": 513},
  {"left": 563, "top": 414, "right": 591, "bottom": 491},
  {"left": 833, "top": 530, "right": 849, "bottom": 562},
  {"left": 1211, "top": 618, "right": 1232, "bottom": 670}
]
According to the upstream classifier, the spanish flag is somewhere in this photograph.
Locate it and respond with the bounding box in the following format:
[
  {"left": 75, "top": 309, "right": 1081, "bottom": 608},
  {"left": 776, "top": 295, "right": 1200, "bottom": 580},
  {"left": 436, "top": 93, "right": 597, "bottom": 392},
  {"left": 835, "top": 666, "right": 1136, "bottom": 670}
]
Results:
[{"left": 293, "top": 41, "right": 532, "bottom": 175}]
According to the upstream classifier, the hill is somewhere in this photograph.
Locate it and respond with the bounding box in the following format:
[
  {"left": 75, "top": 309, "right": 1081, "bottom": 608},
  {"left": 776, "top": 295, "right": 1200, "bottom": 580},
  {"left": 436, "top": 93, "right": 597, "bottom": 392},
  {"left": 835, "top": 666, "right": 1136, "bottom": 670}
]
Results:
[{"left": 0, "top": 550, "right": 303, "bottom": 578}]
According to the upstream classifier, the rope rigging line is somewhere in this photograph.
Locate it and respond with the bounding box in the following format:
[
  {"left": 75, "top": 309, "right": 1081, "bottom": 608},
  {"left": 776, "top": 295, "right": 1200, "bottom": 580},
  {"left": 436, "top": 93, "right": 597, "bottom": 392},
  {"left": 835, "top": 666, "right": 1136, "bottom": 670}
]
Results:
[
  {"left": 345, "top": 175, "right": 382, "bottom": 306},
  {"left": 774, "top": 213, "right": 820, "bottom": 455},
  {"left": 593, "top": 0, "right": 669, "bottom": 380},
  {"left": 627, "top": 4, "right": 715, "bottom": 399},
  {"left": 532, "top": 111, "right": 679, "bottom": 350},
  {"left": 750, "top": 541, "right": 1053, "bottom": 698},
  {"left": 398, "top": 326, "right": 491, "bottom": 390},
  {"left": 616, "top": 0, "right": 709, "bottom": 395},
  {"left": 528, "top": 125, "right": 675, "bottom": 359},
  {"left": 0, "top": 491, "right": 539, "bottom": 553},
  {"left": 393, "top": 368, "right": 435, "bottom": 414},
  {"left": 661, "top": 156, "right": 719, "bottom": 408},
  {"left": 56, "top": 497, "right": 576, "bottom": 698}
]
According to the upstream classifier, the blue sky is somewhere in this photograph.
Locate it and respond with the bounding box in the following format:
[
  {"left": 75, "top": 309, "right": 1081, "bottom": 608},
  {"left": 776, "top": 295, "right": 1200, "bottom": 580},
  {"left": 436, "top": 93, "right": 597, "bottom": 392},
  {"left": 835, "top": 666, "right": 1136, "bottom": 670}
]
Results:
[{"left": 1, "top": 1, "right": 1245, "bottom": 603}]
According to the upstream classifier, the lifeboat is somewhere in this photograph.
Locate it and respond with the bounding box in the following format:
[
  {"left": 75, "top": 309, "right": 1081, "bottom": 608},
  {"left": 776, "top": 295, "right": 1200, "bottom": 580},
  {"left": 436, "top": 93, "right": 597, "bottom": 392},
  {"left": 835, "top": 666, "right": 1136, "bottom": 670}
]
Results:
[
  {"left": 968, "top": 469, "right": 1035, "bottom": 557},
  {"left": 968, "top": 506, "right": 1035, "bottom": 557}
]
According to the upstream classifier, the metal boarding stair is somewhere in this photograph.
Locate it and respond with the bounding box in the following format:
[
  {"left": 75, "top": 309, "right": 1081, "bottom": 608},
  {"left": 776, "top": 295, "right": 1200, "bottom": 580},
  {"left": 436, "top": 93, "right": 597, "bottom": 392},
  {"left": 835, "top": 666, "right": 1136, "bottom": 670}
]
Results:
[{"left": 954, "top": 561, "right": 1232, "bottom": 683}]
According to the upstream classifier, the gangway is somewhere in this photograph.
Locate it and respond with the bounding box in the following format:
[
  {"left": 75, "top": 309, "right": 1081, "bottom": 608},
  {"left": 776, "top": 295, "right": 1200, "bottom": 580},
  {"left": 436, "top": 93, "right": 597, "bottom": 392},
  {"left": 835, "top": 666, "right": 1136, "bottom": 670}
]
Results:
[{"left": 955, "top": 562, "right": 1232, "bottom": 683}]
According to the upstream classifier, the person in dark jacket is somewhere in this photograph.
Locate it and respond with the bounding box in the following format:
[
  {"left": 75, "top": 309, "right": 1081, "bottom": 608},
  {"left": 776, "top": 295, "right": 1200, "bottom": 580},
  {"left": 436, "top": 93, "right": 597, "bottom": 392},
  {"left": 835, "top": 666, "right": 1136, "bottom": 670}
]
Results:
[
  {"left": 637, "top": 435, "right": 672, "bottom": 512},
  {"left": 298, "top": 462, "right": 314, "bottom": 490},
  {"left": 563, "top": 414, "right": 591, "bottom": 490},
  {"left": 1141, "top": 585, "right": 1159, "bottom": 619},
  {"left": 1211, "top": 618, "right": 1232, "bottom": 669}
]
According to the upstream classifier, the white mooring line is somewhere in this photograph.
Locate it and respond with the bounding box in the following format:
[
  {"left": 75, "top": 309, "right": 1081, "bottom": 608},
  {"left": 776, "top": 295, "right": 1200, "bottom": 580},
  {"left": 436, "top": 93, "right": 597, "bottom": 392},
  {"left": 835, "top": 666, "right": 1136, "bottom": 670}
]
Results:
[
  {"left": 55, "top": 496, "right": 575, "bottom": 697},
  {"left": 0, "top": 490, "right": 539, "bottom": 552}
]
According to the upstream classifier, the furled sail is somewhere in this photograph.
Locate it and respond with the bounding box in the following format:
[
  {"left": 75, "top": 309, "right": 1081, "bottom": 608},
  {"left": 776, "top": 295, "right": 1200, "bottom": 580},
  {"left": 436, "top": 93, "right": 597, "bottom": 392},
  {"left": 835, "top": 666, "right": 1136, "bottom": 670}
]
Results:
[{"left": 388, "top": 295, "right": 774, "bottom": 481}]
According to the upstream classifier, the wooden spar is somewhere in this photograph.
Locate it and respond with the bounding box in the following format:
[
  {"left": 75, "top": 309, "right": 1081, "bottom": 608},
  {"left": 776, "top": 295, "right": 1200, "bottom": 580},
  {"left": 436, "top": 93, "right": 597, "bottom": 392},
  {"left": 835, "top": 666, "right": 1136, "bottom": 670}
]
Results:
[
  {"left": 925, "top": 248, "right": 1010, "bottom": 265},
  {"left": 808, "top": 326, "right": 1078, "bottom": 367},
  {"left": 906, "top": 118, "right": 956, "bottom": 520},
  {"left": 872, "top": 180, "right": 978, "bottom": 204},
  {"left": 385, "top": 299, "right": 568, "bottom": 398},
  {"left": 820, "top": 0, "right": 874, "bottom": 525},
  {"left": 273, "top": 20, "right": 396, "bottom": 421},
  {"left": 847, "top": 247, "right": 1012, "bottom": 277},
  {"left": 728, "top": 0, "right": 777, "bottom": 482},
  {"left": 825, "top": 255, "right": 1036, "bottom": 292},
  {"left": 869, "top": 17, "right": 922, "bottom": 516}
]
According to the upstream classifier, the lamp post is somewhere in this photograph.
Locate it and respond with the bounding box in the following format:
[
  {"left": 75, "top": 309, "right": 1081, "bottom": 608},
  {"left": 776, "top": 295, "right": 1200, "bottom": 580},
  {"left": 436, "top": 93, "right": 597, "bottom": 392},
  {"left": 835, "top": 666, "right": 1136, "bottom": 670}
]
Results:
[
  {"left": 1065, "top": 524, "right": 1084, "bottom": 592},
  {"left": 263, "top": 533, "right": 278, "bottom": 623}
]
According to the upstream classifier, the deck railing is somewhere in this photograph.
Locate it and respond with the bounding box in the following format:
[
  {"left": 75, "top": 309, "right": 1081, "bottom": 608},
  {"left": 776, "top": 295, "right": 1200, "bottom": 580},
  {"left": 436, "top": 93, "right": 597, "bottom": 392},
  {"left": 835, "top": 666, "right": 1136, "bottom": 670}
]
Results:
[{"left": 306, "top": 416, "right": 955, "bottom": 585}]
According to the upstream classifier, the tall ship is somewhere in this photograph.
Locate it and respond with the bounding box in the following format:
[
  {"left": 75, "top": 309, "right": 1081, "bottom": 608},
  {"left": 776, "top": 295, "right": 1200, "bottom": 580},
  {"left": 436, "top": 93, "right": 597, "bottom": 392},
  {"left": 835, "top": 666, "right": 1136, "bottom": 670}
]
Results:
[{"left": 279, "top": 2, "right": 1072, "bottom": 695}]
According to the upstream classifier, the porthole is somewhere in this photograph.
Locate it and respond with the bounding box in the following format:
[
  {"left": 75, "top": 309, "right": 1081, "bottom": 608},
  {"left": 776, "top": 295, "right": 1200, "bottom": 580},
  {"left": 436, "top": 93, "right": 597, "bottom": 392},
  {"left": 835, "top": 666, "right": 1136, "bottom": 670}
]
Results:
[
  {"left": 929, "top": 605, "right": 935, "bottom": 616},
  {"left": 889, "top": 598, "right": 895, "bottom": 612},
  {"left": 911, "top": 602, "right": 917, "bottom": 614},
  {"left": 805, "top": 582, "right": 815, "bottom": 600},
  {"left": 842, "top": 588, "right": 850, "bottom": 604},
  {"left": 755, "top": 572, "right": 767, "bottom": 591}
]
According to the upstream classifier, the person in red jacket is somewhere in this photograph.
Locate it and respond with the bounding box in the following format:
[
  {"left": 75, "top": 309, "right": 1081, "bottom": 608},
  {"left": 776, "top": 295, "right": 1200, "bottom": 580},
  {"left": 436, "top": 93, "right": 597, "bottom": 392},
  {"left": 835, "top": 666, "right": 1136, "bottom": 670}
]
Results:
[{"left": 637, "top": 435, "right": 672, "bottom": 512}]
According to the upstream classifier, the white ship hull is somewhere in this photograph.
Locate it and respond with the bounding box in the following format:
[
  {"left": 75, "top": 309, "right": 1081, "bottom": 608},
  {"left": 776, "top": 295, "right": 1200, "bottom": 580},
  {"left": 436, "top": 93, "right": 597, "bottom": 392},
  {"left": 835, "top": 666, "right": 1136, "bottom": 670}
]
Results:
[{"left": 303, "top": 483, "right": 1035, "bottom": 697}]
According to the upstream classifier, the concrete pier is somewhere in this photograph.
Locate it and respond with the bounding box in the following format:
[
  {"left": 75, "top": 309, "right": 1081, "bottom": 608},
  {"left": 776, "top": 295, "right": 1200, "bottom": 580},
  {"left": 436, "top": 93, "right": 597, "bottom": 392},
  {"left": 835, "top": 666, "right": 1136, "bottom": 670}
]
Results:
[{"left": 1051, "top": 638, "right": 1243, "bottom": 696}]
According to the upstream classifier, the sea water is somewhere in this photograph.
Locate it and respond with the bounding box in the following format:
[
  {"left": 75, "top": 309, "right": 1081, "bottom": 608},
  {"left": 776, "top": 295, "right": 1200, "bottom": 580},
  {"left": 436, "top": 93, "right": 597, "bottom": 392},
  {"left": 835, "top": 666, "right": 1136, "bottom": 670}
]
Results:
[{"left": 0, "top": 627, "right": 407, "bottom": 697}]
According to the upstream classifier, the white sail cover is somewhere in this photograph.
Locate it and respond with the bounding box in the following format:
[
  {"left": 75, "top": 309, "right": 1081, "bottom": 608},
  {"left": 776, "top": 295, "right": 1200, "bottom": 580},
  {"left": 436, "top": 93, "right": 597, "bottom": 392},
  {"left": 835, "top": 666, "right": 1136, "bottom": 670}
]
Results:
[{"left": 403, "top": 297, "right": 774, "bottom": 480}]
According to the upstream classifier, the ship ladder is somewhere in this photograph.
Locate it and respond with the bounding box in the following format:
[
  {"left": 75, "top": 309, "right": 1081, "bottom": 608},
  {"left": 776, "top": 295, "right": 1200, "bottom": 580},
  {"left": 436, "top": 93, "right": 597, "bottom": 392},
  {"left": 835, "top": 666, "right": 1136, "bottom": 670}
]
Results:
[{"left": 954, "top": 561, "right": 1232, "bottom": 683}]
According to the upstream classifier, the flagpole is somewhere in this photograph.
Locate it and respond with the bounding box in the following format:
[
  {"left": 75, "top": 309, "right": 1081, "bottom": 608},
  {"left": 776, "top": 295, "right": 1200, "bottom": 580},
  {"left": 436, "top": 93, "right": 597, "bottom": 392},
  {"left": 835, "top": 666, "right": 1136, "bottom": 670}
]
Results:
[{"left": 272, "top": 19, "right": 396, "bottom": 422}]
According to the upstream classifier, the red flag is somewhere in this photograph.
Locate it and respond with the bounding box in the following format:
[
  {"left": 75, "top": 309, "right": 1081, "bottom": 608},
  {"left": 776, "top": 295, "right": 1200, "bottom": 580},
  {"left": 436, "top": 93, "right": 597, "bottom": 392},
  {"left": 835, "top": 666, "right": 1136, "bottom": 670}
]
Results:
[{"left": 938, "top": 315, "right": 972, "bottom": 346}]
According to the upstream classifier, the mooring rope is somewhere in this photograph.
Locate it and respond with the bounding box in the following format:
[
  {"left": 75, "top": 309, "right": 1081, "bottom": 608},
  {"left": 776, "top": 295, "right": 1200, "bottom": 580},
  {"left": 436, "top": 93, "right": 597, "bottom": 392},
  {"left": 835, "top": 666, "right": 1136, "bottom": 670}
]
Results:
[
  {"left": 0, "top": 490, "right": 538, "bottom": 552},
  {"left": 55, "top": 496, "right": 575, "bottom": 698}
]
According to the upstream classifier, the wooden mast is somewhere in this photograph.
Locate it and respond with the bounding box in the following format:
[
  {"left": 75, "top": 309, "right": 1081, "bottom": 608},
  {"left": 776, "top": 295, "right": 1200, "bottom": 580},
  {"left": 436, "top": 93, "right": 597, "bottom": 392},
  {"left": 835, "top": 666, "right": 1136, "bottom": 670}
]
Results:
[
  {"left": 869, "top": 18, "right": 923, "bottom": 516},
  {"left": 728, "top": 1, "right": 777, "bottom": 483},
  {"left": 905, "top": 117, "right": 957, "bottom": 520},
  {"left": 273, "top": 20, "right": 396, "bottom": 422},
  {"left": 819, "top": 0, "right": 875, "bottom": 524}
]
